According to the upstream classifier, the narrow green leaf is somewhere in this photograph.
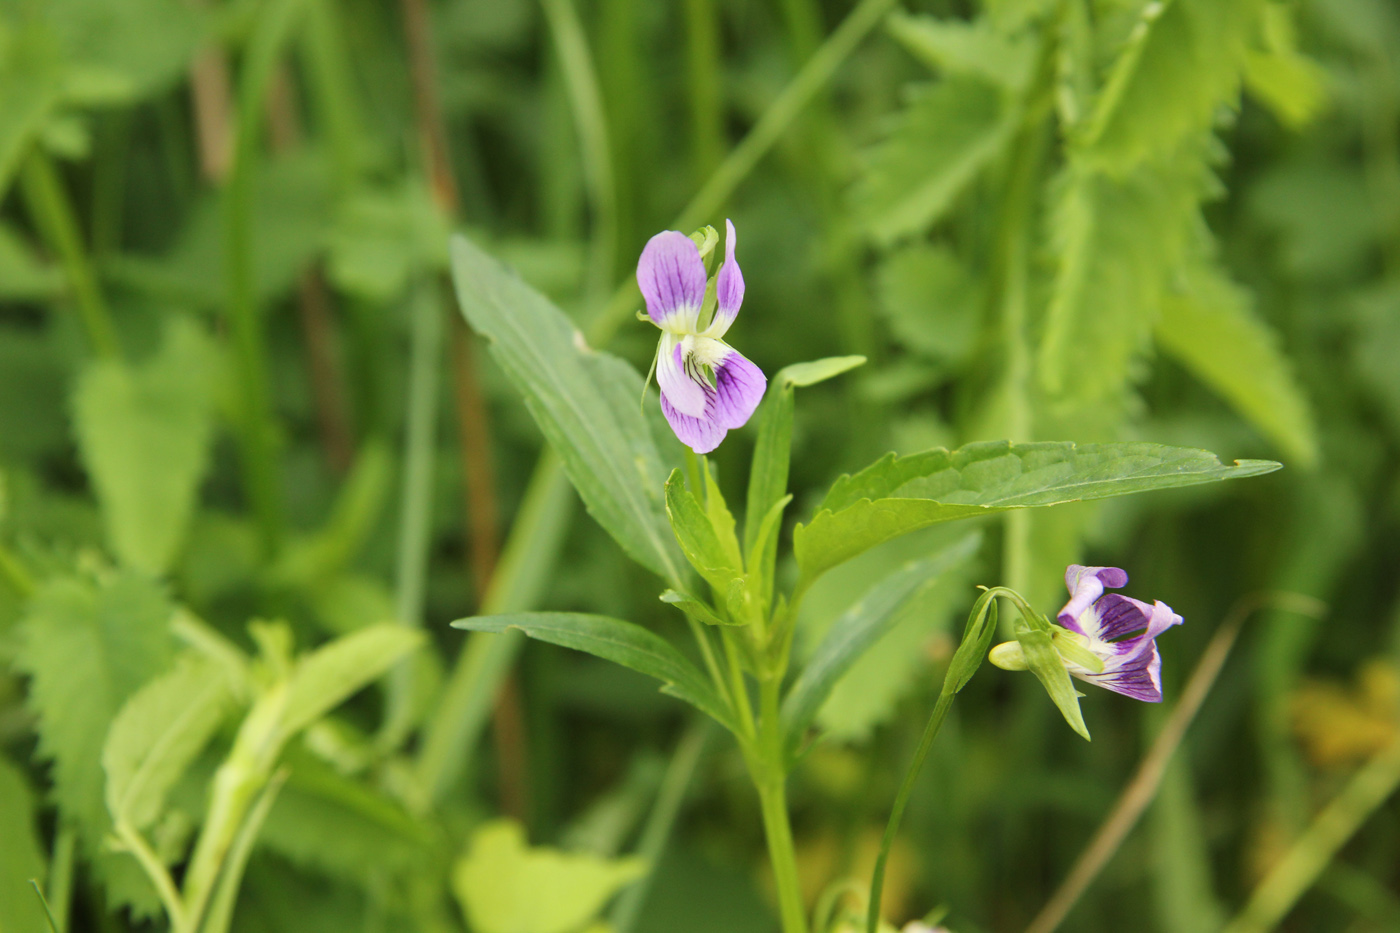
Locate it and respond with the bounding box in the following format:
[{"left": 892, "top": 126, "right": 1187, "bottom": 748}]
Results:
[
  {"left": 781, "top": 532, "right": 981, "bottom": 757},
  {"left": 743, "top": 357, "right": 864, "bottom": 579},
  {"left": 450, "top": 234, "right": 683, "bottom": 584},
  {"left": 73, "top": 317, "right": 218, "bottom": 575},
  {"left": 281, "top": 624, "right": 425, "bottom": 738},
  {"left": 0, "top": 24, "right": 63, "bottom": 198},
  {"left": 103, "top": 652, "right": 235, "bottom": 830},
  {"left": 0, "top": 759, "right": 50, "bottom": 933},
  {"left": 1156, "top": 261, "right": 1318, "bottom": 466},
  {"left": 451, "top": 613, "right": 735, "bottom": 731},
  {"left": 796, "top": 441, "right": 1280, "bottom": 581},
  {"left": 452, "top": 819, "right": 646, "bottom": 933},
  {"left": 664, "top": 470, "right": 741, "bottom": 595},
  {"left": 1079, "top": 0, "right": 1260, "bottom": 172},
  {"left": 852, "top": 75, "right": 1015, "bottom": 244}
]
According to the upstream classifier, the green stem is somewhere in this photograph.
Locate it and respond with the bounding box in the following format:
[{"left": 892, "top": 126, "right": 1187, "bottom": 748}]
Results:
[
  {"left": 867, "top": 690, "right": 956, "bottom": 933},
  {"left": 19, "top": 151, "right": 121, "bottom": 358},
  {"left": 386, "top": 283, "right": 444, "bottom": 742},
  {"left": 758, "top": 771, "right": 808, "bottom": 933},
  {"left": 113, "top": 821, "right": 186, "bottom": 930},
  {"left": 541, "top": 0, "right": 617, "bottom": 306},
  {"left": 225, "top": 0, "right": 306, "bottom": 558}
]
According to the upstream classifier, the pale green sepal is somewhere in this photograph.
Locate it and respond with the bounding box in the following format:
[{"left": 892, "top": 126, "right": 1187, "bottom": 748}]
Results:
[
  {"left": 988, "top": 640, "right": 1027, "bottom": 670},
  {"left": 1051, "top": 626, "right": 1105, "bottom": 674},
  {"left": 1018, "top": 627, "right": 1090, "bottom": 740},
  {"left": 945, "top": 590, "right": 999, "bottom": 695},
  {"left": 776, "top": 355, "right": 868, "bottom": 388}
]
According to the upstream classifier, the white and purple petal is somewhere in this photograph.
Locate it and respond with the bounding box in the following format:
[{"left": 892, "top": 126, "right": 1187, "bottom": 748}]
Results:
[
  {"left": 660, "top": 392, "right": 728, "bottom": 454},
  {"left": 656, "top": 334, "right": 708, "bottom": 417},
  {"left": 710, "top": 346, "right": 765, "bottom": 429},
  {"left": 1072, "top": 640, "right": 1165, "bottom": 702},
  {"left": 637, "top": 230, "right": 706, "bottom": 329},
  {"left": 1058, "top": 564, "right": 1130, "bottom": 631},
  {"left": 708, "top": 218, "right": 745, "bottom": 338}
]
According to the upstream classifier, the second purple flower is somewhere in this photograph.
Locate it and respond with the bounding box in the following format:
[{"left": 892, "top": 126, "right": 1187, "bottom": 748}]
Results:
[{"left": 636, "top": 220, "right": 767, "bottom": 454}]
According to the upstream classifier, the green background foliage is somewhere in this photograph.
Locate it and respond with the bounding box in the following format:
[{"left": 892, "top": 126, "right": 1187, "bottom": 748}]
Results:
[{"left": 1, "top": 0, "right": 1398, "bottom": 931}]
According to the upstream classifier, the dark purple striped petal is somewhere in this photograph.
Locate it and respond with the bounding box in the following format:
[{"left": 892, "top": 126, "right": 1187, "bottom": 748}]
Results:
[
  {"left": 711, "top": 347, "right": 766, "bottom": 430},
  {"left": 660, "top": 392, "right": 727, "bottom": 454},
  {"left": 637, "top": 231, "right": 706, "bottom": 327},
  {"left": 1093, "top": 594, "right": 1157, "bottom": 642},
  {"left": 1075, "top": 641, "right": 1164, "bottom": 702}
]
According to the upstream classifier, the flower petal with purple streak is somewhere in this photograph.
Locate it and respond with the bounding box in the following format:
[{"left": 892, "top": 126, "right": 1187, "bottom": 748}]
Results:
[
  {"left": 637, "top": 231, "right": 706, "bottom": 329},
  {"left": 660, "top": 392, "right": 728, "bottom": 454},
  {"left": 708, "top": 219, "right": 744, "bottom": 338},
  {"left": 656, "top": 334, "right": 708, "bottom": 417},
  {"left": 656, "top": 342, "right": 767, "bottom": 454}
]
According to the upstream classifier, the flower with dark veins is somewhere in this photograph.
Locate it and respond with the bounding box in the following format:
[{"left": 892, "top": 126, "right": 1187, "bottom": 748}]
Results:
[
  {"left": 990, "top": 564, "right": 1183, "bottom": 702},
  {"left": 636, "top": 220, "right": 766, "bottom": 454}
]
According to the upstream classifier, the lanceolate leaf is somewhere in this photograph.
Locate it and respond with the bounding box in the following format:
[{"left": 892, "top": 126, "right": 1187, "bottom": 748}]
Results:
[
  {"left": 795, "top": 442, "right": 1280, "bottom": 581},
  {"left": 781, "top": 532, "right": 981, "bottom": 758},
  {"left": 452, "top": 613, "right": 735, "bottom": 732},
  {"left": 1037, "top": 159, "right": 1203, "bottom": 401},
  {"left": 1156, "top": 262, "right": 1318, "bottom": 466},
  {"left": 450, "top": 235, "right": 684, "bottom": 584},
  {"left": 104, "top": 652, "right": 236, "bottom": 831},
  {"left": 853, "top": 75, "right": 1015, "bottom": 244},
  {"left": 281, "top": 624, "right": 425, "bottom": 738},
  {"left": 1079, "top": 0, "right": 1261, "bottom": 172},
  {"left": 73, "top": 317, "right": 218, "bottom": 575}
]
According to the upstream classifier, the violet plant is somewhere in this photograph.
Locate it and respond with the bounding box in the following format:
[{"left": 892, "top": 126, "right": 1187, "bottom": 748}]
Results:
[{"left": 450, "top": 222, "right": 1280, "bottom": 933}]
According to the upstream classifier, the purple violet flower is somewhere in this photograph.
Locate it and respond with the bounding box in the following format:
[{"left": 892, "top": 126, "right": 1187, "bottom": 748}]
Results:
[
  {"left": 636, "top": 220, "right": 766, "bottom": 454},
  {"left": 1053, "top": 565, "right": 1184, "bottom": 702}
]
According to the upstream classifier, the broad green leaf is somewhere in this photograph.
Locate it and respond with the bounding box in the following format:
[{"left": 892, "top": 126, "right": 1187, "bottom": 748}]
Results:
[
  {"left": 876, "top": 244, "right": 983, "bottom": 363},
  {"left": 796, "top": 441, "right": 1280, "bottom": 581},
  {"left": 16, "top": 571, "right": 177, "bottom": 915},
  {"left": 450, "top": 234, "right": 684, "bottom": 584},
  {"left": 852, "top": 76, "right": 1015, "bottom": 244},
  {"left": 73, "top": 317, "right": 218, "bottom": 575},
  {"left": 782, "top": 532, "right": 981, "bottom": 756},
  {"left": 1079, "top": 0, "right": 1260, "bottom": 172},
  {"left": 281, "top": 625, "right": 425, "bottom": 738},
  {"left": 327, "top": 181, "right": 450, "bottom": 302},
  {"left": 886, "top": 11, "right": 1035, "bottom": 89},
  {"left": 1017, "top": 626, "right": 1089, "bottom": 739},
  {"left": 1037, "top": 159, "right": 1203, "bottom": 401},
  {"left": 0, "top": 24, "right": 63, "bottom": 197},
  {"left": 45, "top": 0, "right": 212, "bottom": 102},
  {"left": 0, "top": 758, "right": 50, "bottom": 933},
  {"left": 775, "top": 356, "right": 867, "bottom": 389},
  {"left": 256, "top": 747, "right": 432, "bottom": 880},
  {"left": 453, "top": 819, "right": 646, "bottom": 933},
  {"left": 451, "top": 613, "right": 734, "bottom": 731},
  {"left": 664, "top": 471, "right": 741, "bottom": 595},
  {"left": 103, "top": 652, "right": 235, "bottom": 831},
  {"left": 1156, "top": 262, "right": 1318, "bottom": 466}
]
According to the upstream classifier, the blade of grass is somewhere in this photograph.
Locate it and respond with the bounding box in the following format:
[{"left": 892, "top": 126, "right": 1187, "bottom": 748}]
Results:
[
  {"left": 1023, "top": 593, "right": 1327, "bottom": 933},
  {"left": 1221, "top": 736, "right": 1400, "bottom": 933},
  {"left": 609, "top": 719, "right": 714, "bottom": 933}
]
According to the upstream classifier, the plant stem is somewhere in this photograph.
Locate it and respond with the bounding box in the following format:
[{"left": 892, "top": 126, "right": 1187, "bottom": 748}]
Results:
[
  {"left": 867, "top": 690, "right": 956, "bottom": 933},
  {"left": 19, "top": 151, "right": 121, "bottom": 359},
  {"left": 758, "top": 771, "right": 809, "bottom": 933}
]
